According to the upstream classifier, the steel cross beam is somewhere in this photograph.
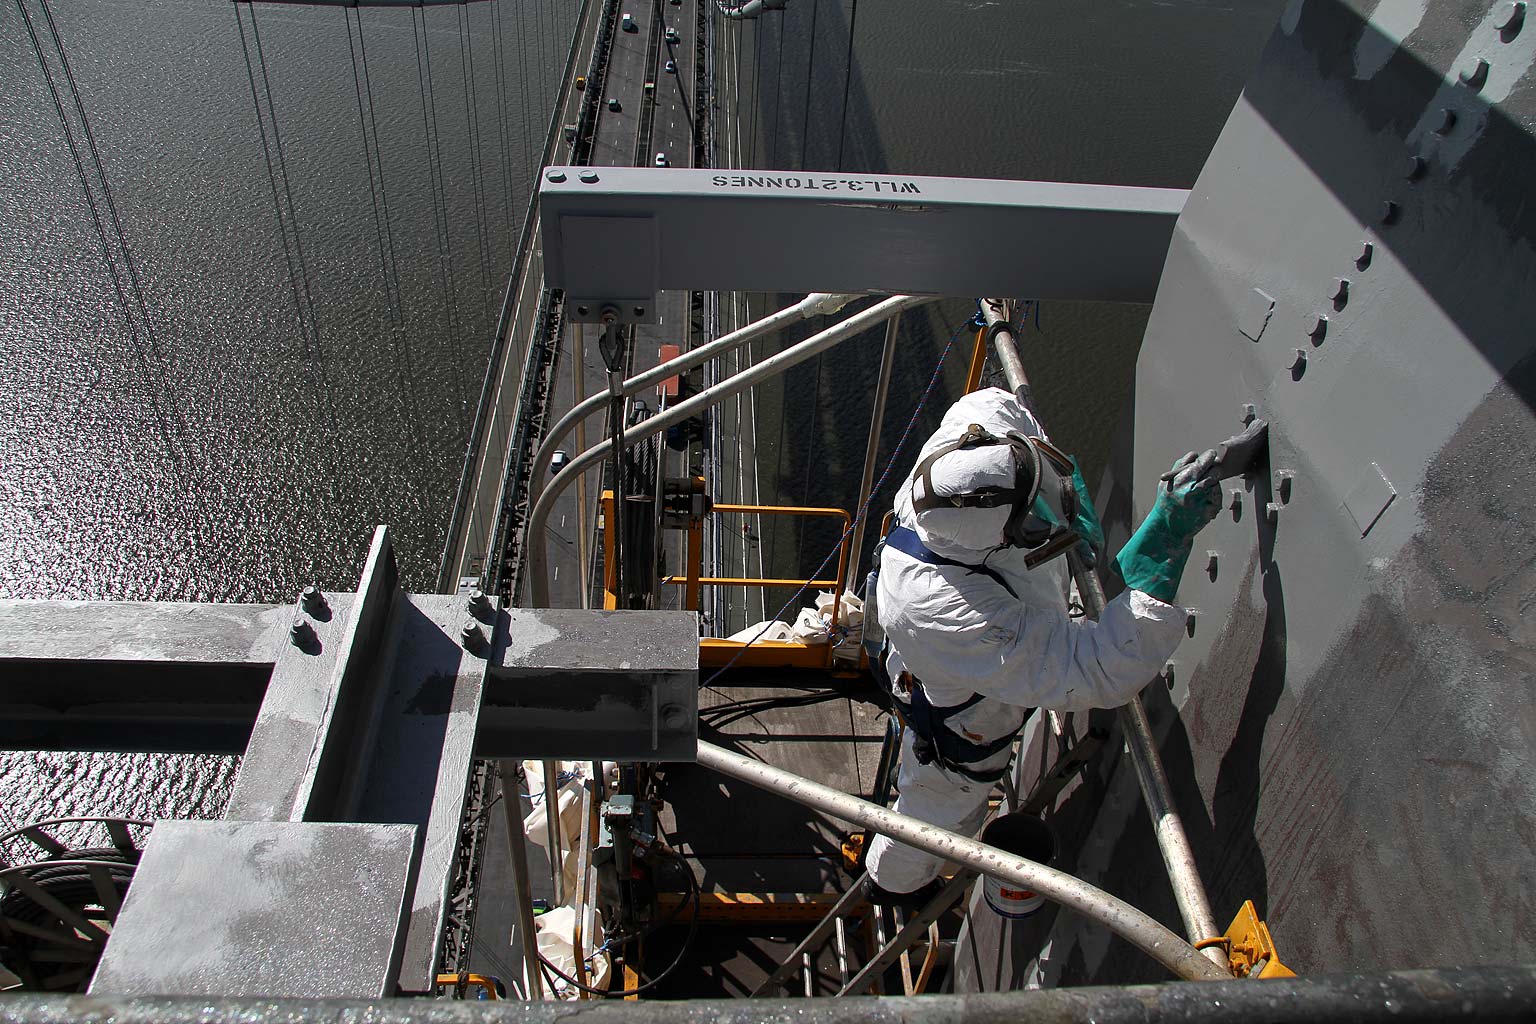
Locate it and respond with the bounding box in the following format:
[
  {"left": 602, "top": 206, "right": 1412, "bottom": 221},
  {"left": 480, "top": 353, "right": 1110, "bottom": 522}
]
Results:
[
  {"left": 0, "top": 527, "right": 697, "bottom": 999},
  {"left": 538, "top": 167, "right": 1188, "bottom": 322}
]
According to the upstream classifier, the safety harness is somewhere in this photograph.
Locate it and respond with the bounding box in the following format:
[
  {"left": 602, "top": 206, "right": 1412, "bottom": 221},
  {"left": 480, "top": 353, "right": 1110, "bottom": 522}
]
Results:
[{"left": 876, "top": 525, "right": 1027, "bottom": 784}]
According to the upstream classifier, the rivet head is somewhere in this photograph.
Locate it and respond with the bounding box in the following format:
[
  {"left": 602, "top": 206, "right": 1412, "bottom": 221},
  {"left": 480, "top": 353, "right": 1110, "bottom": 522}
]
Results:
[
  {"left": 1434, "top": 108, "right": 1458, "bottom": 134},
  {"left": 1266, "top": 502, "right": 1282, "bottom": 524},
  {"left": 1206, "top": 551, "right": 1220, "bottom": 579},
  {"left": 1163, "top": 661, "right": 1177, "bottom": 689},
  {"left": 1495, "top": 1, "right": 1525, "bottom": 35},
  {"left": 1229, "top": 489, "right": 1244, "bottom": 519},
  {"left": 1459, "top": 57, "right": 1490, "bottom": 91},
  {"left": 661, "top": 704, "right": 688, "bottom": 727},
  {"left": 1405, "top": 154, "right": 1427, "bottom": 181},
  {"left": 1275, "top": 471, "right": 1294, "bottom": 504},
  {"left": 579, "top": 170, "right": 600, "bottom": 183},
  {"left": 1309, "top": 315, "right": 1329, "bottom": 341},
  {"left": 1291, "top": 348, "right": 1308, "bottom": 371},
  {"left": 300, "top": 586, "right": 326, "bottom": 613},
  {"left": 545, "top": 169, "right": 567, "bottom": 183},
  {"left": 1380, "top": 200, "right": 1401, "bottom": 224},
  {"left": 289, "top": 618, "right": 315, "bottom": 647},
  {"left": 468, "top": 588, "right": 488, "bottom": 609},
  {"left": 1355, "top": 241, "right": 1374, "bottom": 269},
  {"left": 1241, "top": 403, "right": 1257, "bottom": 424},
  {"left": 1332, "top": 278, "right": 1350, "bottom": 304}
]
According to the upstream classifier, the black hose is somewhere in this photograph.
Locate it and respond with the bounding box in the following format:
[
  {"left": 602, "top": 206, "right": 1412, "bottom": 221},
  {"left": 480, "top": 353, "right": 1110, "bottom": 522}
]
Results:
[{"left": 537, "top": 847, "right": 701, "bottom": 998}]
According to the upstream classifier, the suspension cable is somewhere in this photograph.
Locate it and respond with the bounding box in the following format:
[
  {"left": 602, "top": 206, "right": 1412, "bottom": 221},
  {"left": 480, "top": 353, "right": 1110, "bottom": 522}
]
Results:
[
  {"left": 797, "top": 0, "right": 818, "bottom": 170},
  {"left": 488, "top": 0, "right": 516, "bottom": 237},
  {"left": 343, "top": 7, "right": 395, "bottom": 324},
  {"left": 458, "top": 3, "right": 494, "bottom": 323},
  {"left": 38, "top": 0, "right": 164, "bottom": 361},
  {"left": 414, "top": 5, "right": 470, "bottom": 430},
  {"left": 834, "top": 0, "right": 858, "bottom": 171},
  {"left": 14, "top": 0, "right": 186, "bottom": 477},
  {"left": 248, "top": 5, "right": 323, "bottom": 359}
]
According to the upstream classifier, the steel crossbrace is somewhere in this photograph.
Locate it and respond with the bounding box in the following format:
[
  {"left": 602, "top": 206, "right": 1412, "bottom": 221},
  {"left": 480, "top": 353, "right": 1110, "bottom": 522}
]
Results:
[
  {"left": 837, "top": 871, "right": 975, "bottom": 997},
  {"left": 752, "top": 873, "right": 872, "bottom": 996}
]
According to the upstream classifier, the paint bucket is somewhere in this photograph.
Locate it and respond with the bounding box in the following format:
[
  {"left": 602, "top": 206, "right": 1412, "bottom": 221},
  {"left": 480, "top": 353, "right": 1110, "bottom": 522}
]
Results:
[{"left": 980, "top": 812, "right": 1056, "bottom": 919}]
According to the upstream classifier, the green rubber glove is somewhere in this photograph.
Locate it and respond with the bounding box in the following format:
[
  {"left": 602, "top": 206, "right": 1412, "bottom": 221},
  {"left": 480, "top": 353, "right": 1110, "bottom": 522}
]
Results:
[
  {"left": 1114, "top": 450, "right": 1222, "bottom": 603},
  {"left": 1069, "top": 457, "right": 1104, "bottom": 567}
]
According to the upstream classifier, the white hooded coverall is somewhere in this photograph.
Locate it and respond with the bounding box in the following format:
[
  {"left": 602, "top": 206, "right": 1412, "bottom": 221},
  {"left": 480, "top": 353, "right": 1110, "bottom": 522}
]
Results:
[{"left": 864, "top": 388, "right": 1187, "bottom": 893}]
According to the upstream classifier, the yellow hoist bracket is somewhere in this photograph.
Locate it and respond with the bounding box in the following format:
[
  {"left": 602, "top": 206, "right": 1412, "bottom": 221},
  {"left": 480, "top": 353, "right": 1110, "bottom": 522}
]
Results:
[
  {"left": 435, "top": 973, "right": 503, "bottom": 999},
  {"left": 1216, "top": 900, "right": 1296, "bottom": 979},
  {"left": 841, "top": 832, "right": 866, "bottom": 872}
]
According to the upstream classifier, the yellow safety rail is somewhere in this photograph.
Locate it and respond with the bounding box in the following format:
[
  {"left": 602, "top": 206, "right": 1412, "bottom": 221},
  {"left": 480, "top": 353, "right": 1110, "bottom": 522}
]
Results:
[{"left": 662, "top": 503, "right": 855, "bottom": 671}]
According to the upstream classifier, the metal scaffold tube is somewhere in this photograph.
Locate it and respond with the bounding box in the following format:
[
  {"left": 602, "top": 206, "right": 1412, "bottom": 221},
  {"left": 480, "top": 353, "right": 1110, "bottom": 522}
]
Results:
[
  {"left": 526, "top": 293, "right": 857, "bottom": 518},
  {"left": 526, "top": 294, "right": 932, "bottom": 607},
  {"left": 695, "top": 740, "right": 1229, "bottom": 982},
  {"left": 842, "top": 312, "right": 901, "bottom": 592},
  {"left": 977, "top": 299, "right": 1226, "bottom": 965}
]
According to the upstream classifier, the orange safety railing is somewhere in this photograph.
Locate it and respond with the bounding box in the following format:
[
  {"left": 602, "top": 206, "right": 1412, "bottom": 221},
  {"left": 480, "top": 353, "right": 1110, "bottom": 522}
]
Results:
[{"left": 663, "top": 503, "right": 855, "bottom": 671}]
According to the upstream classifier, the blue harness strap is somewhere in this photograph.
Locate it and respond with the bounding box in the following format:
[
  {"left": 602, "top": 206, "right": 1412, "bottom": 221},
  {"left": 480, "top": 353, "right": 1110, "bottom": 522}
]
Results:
[
  {"left": 877, "top": 526, "right": 1024, "bottom": 783},
  {"left": 883, "top": 526, "right": 1017, "bottom": 598}
]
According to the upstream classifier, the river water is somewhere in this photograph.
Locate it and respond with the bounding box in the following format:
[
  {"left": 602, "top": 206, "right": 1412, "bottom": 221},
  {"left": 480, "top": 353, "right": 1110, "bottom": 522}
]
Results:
[{"left": 0, "top": 0, "right": 1278, "bottom": 828}]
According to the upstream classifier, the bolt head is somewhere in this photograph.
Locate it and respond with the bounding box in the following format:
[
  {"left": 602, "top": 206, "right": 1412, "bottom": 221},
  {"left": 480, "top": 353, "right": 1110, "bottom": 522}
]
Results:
[
  {"left": 661, "top": 704, "right": 688, "bottom": 727},
  {"left": 1459, "top": 57, "right": 1490, "bottom": 91},
  {"left": 461, "top": 622, "right": 484, "bottom": 652},
  {"left": 289, "top": 618, "right": 314, "bottom": 646},
  {"left": 1434, "top": 107, "right": 1458, "bottom": 134},
  {"left": 300, "top": 585, "right": 326, "bottom": 613},
  {"left": 545, "top": 169, "right": 567, "bottom": 183},
  {"left": 1496, "top": 1, "right": 1526, "bottom": 34}
]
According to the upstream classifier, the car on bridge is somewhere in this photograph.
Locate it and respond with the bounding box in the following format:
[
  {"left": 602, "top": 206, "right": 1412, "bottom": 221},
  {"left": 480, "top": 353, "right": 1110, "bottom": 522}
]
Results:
[{"left": 608, "top": 97, "right": 622, "bottom": 112}]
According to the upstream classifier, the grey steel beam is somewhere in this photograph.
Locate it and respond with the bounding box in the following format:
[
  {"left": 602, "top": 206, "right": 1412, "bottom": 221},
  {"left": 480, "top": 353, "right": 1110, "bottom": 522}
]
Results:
[
  {"left": 12, "top": 968, "right": 1536, "bottom": 1021},
  {"left": 88, "top": 820, "right": 419, "bottom": 1000},
  {"left": 0, "top": 603, "right": 698, "bottom": 762},
  {"left": 479, "top": 607, "right": 697, "bottom": 761},
  {"left": 539, "top": 168, "right": 1187, "bottom": 322}
]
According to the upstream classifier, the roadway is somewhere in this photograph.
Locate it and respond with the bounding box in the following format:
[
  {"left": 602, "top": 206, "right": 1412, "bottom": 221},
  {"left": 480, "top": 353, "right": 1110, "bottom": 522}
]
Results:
[{"left": 542, "top": 0, "right": 699, "bottom": 611}]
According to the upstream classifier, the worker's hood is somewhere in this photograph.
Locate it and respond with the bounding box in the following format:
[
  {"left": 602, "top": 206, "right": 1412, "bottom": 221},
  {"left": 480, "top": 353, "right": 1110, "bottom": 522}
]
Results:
[{"left": 901, "top": 388, "right": 1048, "bottom": 560}]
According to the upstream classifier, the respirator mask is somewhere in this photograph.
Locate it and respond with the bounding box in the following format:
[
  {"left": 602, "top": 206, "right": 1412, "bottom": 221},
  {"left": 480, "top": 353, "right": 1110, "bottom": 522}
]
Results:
[{"left": 910, "top": 423, "right": 1082, "bottom": 569}]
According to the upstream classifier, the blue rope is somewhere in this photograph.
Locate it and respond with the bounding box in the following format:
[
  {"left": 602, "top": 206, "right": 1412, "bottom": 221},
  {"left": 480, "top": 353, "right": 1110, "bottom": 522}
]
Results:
[{"left": 703, "top": 314, "right": 971, "bottom": 687}]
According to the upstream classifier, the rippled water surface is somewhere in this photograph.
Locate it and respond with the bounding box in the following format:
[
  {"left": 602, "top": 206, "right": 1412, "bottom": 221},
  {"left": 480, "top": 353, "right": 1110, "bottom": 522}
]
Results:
[{"left": 1, "top": 0, "right": 575, "bottom": 827}]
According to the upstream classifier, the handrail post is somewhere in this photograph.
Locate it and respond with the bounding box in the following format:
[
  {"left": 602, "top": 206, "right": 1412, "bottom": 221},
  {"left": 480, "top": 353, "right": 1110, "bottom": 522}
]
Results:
[
  {"left": 497, "top": 761, "right": 546, "bottom": 1000},
  {"left": 843, "top": 314, "right": 901, "bottom": 594},
  {"left": 978, "top": 298, "right": 1226, "bottom": 965}
]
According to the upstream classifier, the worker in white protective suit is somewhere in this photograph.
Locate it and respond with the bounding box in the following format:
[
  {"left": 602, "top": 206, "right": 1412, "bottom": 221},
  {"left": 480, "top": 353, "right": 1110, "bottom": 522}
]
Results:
[{"left": 863, "top": 387, "right": 1221, "bottom": 902}]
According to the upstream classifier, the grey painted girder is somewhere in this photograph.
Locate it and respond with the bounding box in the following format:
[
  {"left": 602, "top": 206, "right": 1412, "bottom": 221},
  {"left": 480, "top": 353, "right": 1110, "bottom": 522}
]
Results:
[
  {"left": 539, "top": 167, "right": 1187, "bottom": 322},
  {"left": 22, "top": 526, "right": 697, "bottom": 998},
  {"left": 88, "top": 820, "right": 418, "bottom": 1000},
  {"left": 0, "top": 604, "right": 698, "bottom": 760}
]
